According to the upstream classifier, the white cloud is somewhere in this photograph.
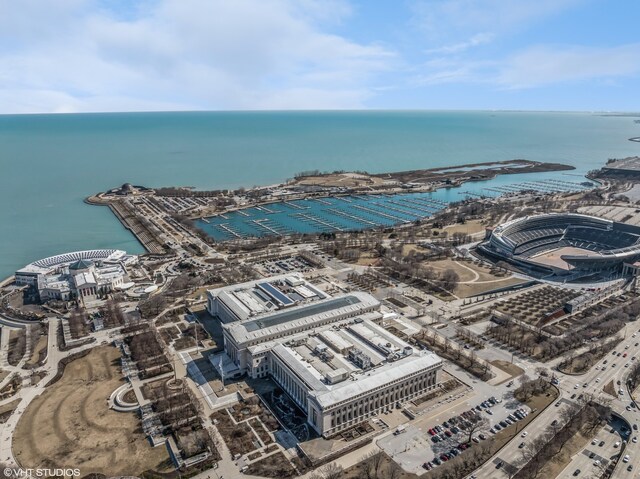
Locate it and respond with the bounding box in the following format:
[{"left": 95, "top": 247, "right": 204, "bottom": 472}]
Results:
[
  {"left": 498, "top": 44, "right": 640, "bottom": 89},
  {"left": 425, "top": 33, "right": 494, "bottom": 55},
  {"left": 0, "top": 0, "right": 394, "bottom": 113},
  {"left": 411, "top": 0, "right": 582, "bottom": 42}
]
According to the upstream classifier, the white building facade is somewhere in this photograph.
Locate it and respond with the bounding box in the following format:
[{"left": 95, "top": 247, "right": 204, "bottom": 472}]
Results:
[
  {"left": 15, "top": 249, "right": 136, "bottom": 303},
  {"left": 209, "top": 281, "right": 443, "bottom": 437}
]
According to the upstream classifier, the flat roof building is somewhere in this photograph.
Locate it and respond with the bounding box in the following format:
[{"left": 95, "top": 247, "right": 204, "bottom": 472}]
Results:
[{"left": 208, "top": 278, "right": 442, "bottom": 437}]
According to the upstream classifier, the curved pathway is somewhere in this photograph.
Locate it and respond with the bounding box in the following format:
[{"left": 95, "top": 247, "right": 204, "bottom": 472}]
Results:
[
  {"left": 0, "top": 318, "right": 120, "bottom": 467},
  {"left": 454, "top": 261, "right": 481, "bottom": 283}
]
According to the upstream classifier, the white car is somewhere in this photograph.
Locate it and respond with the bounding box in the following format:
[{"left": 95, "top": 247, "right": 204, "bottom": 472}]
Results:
[
  {"left": 615, "top": 441, "right": 621, "bottom": 448},
  {"left": 595, "top": 378, "right": 600, "bottom": 383},
  {"left": 591, "top": 438, "right": 598, "bottom": 445},
  {"left": 623, "top": 455, "right": 630, "bottom": 463},
  {"left": 633, "top": 437, "right": 638, "bottom": 443},
  {"left": 594, "top": 460, "right": 601, "bottom": 466},
  {"left": 521, "top": 431, "right": 528, "bottom": 437},
  {"left": 574, "top": 384, "right": 579, "bottom": 389}
]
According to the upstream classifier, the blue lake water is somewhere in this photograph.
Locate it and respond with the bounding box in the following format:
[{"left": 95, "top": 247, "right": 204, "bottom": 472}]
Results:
[
  {"left": 0, "top": 111, "right": 638, "bottom": 278},
  {"left": 196, "top": 176, "right": 592, "bottom": 241}
]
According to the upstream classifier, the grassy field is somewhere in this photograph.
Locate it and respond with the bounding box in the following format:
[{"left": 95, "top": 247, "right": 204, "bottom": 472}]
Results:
[
  {"left": 436, "top": 219, "right": 487, "bottom": 236},
  {"left": 13, "top": 346, "right": 172, "bottom": 476},
  {"left": 423, "top": 258, "right": 527, "bottom": 298}
]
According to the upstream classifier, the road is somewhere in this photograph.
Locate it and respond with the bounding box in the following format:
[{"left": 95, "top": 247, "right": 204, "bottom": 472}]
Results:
[{"left": 473, "top": 325, "right": 640, "bottom": 479}]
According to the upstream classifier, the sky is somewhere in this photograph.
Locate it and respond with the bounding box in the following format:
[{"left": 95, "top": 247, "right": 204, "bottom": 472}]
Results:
[{"left": 1, "top": 0, "right": 639, "bottom": 113}]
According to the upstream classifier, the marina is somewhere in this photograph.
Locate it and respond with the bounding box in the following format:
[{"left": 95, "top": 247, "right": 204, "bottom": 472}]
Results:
[{"left": 196, "top": 178, "right": 592, "bottom": 241}]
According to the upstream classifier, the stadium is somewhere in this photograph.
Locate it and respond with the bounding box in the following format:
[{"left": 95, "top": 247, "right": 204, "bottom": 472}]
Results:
[{"left": 478, "top": 213, "right": 640, "bottom": 279}]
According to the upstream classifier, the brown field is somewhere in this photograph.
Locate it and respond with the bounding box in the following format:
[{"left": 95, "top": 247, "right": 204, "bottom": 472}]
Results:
[
  {"left": 0, "top": 398, "right": 22, "bottom": 423},
  {"left": 294, "top": 172, "right": 385, "bottom": 188},
  {"left": 439, "top": 219, "right": 487, "bottom": 236},
  {"left": 24, "top": 335, "right": 48, "bottom": 368},
  {"left": 14, "top": 346, "right": 171, "bottom": 476},
  {"left": 423, "top": 258, "right": 527, "bottom": 298},
  {"left": 490, "top": 360, "right": 525, "bottom": 382}
]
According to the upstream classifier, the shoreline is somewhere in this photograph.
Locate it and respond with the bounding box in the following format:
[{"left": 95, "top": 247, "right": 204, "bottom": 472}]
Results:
[
  {"left": 85, "top": 159, "right": 581, "bottom": 250},
  {"left": 195, "top": 163, "right": 578, "bottom": 221}
]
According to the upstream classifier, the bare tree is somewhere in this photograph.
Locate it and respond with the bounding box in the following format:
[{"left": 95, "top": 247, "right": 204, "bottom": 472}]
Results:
[
  {"left": 466, "top": 416, "right": 491, "bottom": 444},
  {"left": 362, "top": 450, "right": 385, "bottom": 479},
  {"left": 320, "top": 462, "right": 343, "bottom": 479}
]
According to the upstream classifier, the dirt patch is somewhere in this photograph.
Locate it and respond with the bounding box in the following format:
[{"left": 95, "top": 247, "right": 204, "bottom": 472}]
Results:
[
  {"left": 24, "top": 335, "right": 48, "bottom": 368},
  {"left": 603, "top": 380, "right": 617, "bottom": 397},
  {"left": 491, "top": 360, "right": 525, "bottom": 380},
  {"left": 0, "top": 398, "right": 21, "bottom": 423},
  {"left": 249, "top": 418, "right": 273, "bottom": 445},
  {"left": 536, "top": 430, "right": 592, "bottom": 478},
  {"left": 211, "top": 409, "right": 260, "bottom": 457},
  {"left": 421, "top": 257, "right": 524, "bottom": 298},
  {"left": 294, "top": 172, "right": 385, "bottom": 188},
  {"left": 244, "top": 451, "right": 298, "bottom": 478},
  {"left": 441, "top": 220, "right": 486, "bottom": 236},
  {"left": 7, "top": 329, "right": 26, "bottom": 366},
  {"left": 14, "top": 346, "right": 171, "bottom": 476},
  {"left": 122, "top": 389, "right": 138, "bottom": 404}
]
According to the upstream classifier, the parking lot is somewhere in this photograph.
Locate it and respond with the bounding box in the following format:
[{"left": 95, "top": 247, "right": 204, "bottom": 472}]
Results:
[
  {"left": 254, "top": 255, "right": 315, "bottom": 275},
  {"left": 378, "top": 365, "right": 530, "bottom": 474}
]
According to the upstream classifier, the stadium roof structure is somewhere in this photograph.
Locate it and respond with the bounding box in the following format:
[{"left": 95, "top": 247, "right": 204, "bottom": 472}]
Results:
[
  {"left": 16, "top": 249, "right": 129, "bottom": 275},
  {"left": 479, "top": 213, "right": 640, "bottom": 276}
]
